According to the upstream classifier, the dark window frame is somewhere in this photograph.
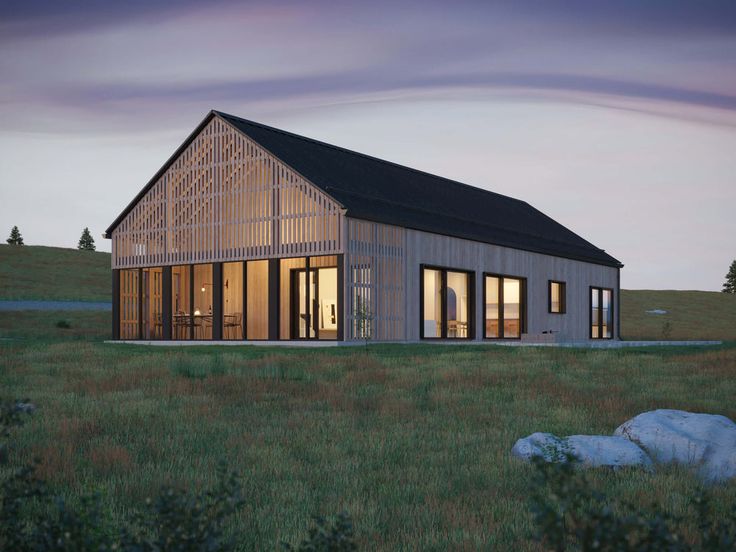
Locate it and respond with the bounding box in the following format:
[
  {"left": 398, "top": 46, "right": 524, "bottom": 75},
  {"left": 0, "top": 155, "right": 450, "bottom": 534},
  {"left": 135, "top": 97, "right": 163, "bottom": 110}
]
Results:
[
  {"left": 419, "top": 264, "right": 475, "bottom": 340},
  {"left": 589, "top": 286, "right": 614, "bottom": 340},
  {"left": 483, "top": 272, "right": 527, "bottom": 340},
  {"left": 548, "top": 280, "right": 567, "bottom": 314}
]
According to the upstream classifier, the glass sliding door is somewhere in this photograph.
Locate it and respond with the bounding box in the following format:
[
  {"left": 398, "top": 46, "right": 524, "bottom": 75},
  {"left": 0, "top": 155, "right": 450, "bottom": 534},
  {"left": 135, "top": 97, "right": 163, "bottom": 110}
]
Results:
[
  {"left": 171, "top": 265, "right": 191, "bottom": 340},
  {"left": 120, "top": 269, "right": 140, "bottom": 339},
  {"left": 223, "top": 262, "right": 243, "bottom": 339},
  {"left": 421, "top": 266, "right": 473, "bottom": 339},
  {"left": 246, "top": 260, "right": 269, "bottom": 340},
  {"left": 141, "top": 267, "right": 163, "bottom": 340},
  {"left": 590, "top": 287, "right": 613, "bottom": 339},
  {"left": 314, "top": 263, "right": 338, "bottom": 340},
  {"left": 484, "top": 274, "right": 525, "bottom": 339},
  {"left": 281, "top": 255, "right": 340, "bottom": 340}
]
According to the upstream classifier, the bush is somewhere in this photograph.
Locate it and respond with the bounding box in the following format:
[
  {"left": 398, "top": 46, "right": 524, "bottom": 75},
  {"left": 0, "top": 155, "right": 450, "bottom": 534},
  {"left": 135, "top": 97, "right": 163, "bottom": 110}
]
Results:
[
  {"left": 1, "top": 398, "right": 355, "bottom": 551},
  {"left": 55, "top": 319, "right": 71, "bottom": 329},
  {"left": 529, "top": 452, "right": 736, "bottom": 551},
  {"left": 283, "top": 513, "right": 357, "bottom": 551}
]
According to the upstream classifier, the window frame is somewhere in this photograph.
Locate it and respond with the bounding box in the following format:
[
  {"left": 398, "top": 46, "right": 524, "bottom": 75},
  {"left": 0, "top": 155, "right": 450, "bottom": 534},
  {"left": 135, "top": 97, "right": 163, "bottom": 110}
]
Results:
[
  {"left": 483, "top": 272, "right": 527, "bottom": 340},
  {"left": 419, "top": 264, "right": 475, "bottom": 340},
  {"left": 589, "top": 286, "right": 614, "bottom": 340},
  {"left": 548, "top": 280, "right": 567, "bottom": 314}
]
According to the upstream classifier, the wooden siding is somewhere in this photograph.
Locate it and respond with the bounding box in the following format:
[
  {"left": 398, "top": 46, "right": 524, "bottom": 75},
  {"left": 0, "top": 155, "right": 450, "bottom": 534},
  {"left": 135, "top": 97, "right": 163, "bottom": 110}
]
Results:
[
  {"left": 404, "top": 227, "right": 619, "bottom": 342},
  {"left": 345, "top": 218, "right": 406, "bottom": 341},
  {"left": 112, "top": 116, "right": 343, "bottom": 268}
]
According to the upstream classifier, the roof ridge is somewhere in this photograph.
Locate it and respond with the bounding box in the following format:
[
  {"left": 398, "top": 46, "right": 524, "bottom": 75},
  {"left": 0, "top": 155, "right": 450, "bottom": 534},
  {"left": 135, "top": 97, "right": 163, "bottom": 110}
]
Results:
[{"left": 213, "top": 110, "right": 524, "bottom": 205}]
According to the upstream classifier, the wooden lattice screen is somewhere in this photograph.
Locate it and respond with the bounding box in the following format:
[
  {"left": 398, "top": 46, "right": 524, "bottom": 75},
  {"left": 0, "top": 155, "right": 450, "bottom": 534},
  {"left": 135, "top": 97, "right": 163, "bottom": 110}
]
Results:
[
  {"left": 112, "top": 117, "right": 343, "bottom": 268},
  {"left": 346, "top": 219, "right": 406, "bottom": 341}
]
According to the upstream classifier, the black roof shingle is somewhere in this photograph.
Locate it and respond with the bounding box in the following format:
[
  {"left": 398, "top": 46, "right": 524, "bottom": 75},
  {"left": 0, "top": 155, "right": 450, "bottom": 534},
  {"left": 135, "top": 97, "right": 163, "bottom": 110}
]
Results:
[{"left": 106, "top": 110, "right": 622, "bottom": 268}]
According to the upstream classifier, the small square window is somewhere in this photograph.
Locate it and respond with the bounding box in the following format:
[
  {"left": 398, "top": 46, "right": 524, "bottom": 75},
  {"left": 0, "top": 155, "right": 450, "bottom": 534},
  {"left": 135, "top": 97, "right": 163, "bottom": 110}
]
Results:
[{"left": 549, "top": 281, "right": 566, "bottom": 314}]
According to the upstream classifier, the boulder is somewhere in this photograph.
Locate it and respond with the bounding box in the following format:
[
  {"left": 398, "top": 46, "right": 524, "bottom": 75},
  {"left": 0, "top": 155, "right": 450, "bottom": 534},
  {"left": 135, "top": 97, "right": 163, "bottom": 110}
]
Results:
[
  {"left": 614, "top": 409, "right": 736, "bottom": 482},
  {"left": 511, "top": 432, "right": 652, "bottom": 469}
]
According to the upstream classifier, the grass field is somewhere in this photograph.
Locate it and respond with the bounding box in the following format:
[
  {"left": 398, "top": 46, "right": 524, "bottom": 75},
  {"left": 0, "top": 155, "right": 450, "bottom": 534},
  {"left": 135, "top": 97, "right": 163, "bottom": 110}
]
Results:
[
  {"left": 621, "top": 289, "right": 736, "bottom": 341},
  {"left": 1, "top": 247, "right": 735, "bottom": 548},
  {"left": 0, "top": 244, "right": 111, "bottom": 301},
  {"left": 1, "top": 312, "right": 736, "bottom": 549}
]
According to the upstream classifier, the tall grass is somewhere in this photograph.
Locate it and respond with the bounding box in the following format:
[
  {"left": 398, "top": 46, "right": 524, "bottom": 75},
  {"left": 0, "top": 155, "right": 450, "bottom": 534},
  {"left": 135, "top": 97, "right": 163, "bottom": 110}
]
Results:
[{"left": 2, "top": 330, "right": 735, "bottom": 549}]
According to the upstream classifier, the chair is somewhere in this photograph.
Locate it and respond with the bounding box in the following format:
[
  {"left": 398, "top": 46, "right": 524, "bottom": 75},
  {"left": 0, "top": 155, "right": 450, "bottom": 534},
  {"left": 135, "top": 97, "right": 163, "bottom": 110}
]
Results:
[
  {"left": 198, "top": 315, "right": 212, "bottom": 340},
  {"left": 224, "top": 313, "right": 242, "bottom": 339}
]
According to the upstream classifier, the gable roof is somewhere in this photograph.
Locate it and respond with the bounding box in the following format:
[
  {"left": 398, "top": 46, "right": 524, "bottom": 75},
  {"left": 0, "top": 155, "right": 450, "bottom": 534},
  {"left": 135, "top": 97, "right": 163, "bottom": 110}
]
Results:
[{"left": 106, "top": 110, "right": 622, "bottom": 268}]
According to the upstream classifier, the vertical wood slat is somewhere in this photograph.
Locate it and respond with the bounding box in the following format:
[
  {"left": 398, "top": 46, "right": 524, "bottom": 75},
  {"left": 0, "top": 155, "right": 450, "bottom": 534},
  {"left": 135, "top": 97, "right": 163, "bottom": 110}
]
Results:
[
  {"left": 111, "top": 116, "right": 343, "bottom": 269},
  {"left": 345, "top": 218, "right": 406, "bottom": 341}
]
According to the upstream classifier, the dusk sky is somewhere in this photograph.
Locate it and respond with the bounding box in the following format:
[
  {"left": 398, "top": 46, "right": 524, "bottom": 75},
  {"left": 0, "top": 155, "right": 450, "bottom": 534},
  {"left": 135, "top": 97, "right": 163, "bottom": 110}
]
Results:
[{"left": 1, "top": 1, "right": 734, "bottom": 290}]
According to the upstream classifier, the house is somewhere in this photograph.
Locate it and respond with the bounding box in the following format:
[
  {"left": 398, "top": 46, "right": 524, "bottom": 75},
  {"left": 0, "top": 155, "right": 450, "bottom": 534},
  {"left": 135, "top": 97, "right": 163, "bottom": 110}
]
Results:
[{"left": 106, "top": 110, "right": 622, "bottom": 343}]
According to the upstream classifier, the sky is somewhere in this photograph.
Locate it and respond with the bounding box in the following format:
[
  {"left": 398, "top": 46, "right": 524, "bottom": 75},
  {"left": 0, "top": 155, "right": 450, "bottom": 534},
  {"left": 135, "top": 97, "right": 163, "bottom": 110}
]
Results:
[{"left": 1, "top": 1, "right": 735, "bottom": 290}]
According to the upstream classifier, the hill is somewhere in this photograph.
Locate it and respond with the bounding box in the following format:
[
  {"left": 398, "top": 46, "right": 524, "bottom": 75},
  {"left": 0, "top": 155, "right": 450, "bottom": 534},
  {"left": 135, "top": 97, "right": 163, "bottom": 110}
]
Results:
[
  {"left": 621, "top": 289, "right": 736, "bottom": 341},
  {"left": 0, "top": 244, "right": 111, "bottom": 301},
  {"left": 1, "top": 245, "right": 733, "bottom": 340}
]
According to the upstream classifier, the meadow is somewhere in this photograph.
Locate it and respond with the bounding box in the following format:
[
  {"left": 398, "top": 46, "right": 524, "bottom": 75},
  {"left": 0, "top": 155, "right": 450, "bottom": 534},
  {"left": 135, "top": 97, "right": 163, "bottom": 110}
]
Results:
[
  {"left": 1, "top": 312, "right": 736, "bottom": 549},
  {"left": 1, "top": 246, "right": 735, "bottom": 549}
]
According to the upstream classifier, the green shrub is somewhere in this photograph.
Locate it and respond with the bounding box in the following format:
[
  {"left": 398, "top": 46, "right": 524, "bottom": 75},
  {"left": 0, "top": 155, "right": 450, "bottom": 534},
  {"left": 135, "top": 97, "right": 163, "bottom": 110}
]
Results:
[
  {"left": 1, "top": 399, "right": 354, "bottom": 551},
  {"left": 529, "top": 452, "right": 736, "bottom": 551},
  {"left": 283, "top": 513, "right": 357, "bottom": 551},
  {"left": 55, "top": 319, "right": 71, "bottom": 329}
]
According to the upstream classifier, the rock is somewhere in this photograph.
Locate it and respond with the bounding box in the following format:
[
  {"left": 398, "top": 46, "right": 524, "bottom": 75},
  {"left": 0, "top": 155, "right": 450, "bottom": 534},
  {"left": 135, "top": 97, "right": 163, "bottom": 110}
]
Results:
[
  {"left": 511, "top": 432, "right": 652, "bottom": 469},
  {"left": 614, "top": 409, "right": 736, "bottom": 482}
]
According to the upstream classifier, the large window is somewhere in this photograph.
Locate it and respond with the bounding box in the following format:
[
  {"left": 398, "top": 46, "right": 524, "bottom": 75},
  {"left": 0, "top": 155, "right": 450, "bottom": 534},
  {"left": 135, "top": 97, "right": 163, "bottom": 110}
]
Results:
[
  {"left": 591, "top": 287, "right": 613, "bottom": 339},
  {"left": 484, "top": 274, "right": 525, "bottom": 339},
  {"left": 421, "top": 266, "right": 473, "bottom": 339},
  {"left": 549, "top": 280, "right": 566, "bottom": 314},
  {"left": 246, "top": 260, "right": 269, "bottom": 340},
  {"left": 193, "top": 264, "right": 214, "bottom": 340},
  {"left": 142, "top": 267, "right": 163, "bottom": 339},
  {"left": 120, "top": 269, "right": 140, "bottom": 339},
  {"left": 223, "top": 262, "right": 244, "bottom": 339},
  {"left": 171, "top": 265, "right": 191, "bottom": 340}
]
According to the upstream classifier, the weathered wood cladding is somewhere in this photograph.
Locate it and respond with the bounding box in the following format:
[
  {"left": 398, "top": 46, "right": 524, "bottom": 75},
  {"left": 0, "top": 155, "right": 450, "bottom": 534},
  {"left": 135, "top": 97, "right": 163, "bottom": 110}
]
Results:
[
  {"left": 111, "top": 117, "right": 343, "bottom": 269},
  {"left": 403, "top": 227, "right": 619, "bottom": 342},
  {"left": 345, "top": 218, "right": 406, "bottom": 341}
]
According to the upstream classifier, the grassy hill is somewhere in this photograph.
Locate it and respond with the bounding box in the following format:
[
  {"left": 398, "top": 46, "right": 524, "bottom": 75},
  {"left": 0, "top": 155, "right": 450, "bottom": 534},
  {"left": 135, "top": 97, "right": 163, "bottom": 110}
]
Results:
[
  {"left": 0, "top": 244, "right": 111, "bottom": 301},
  {"left": 1, "top": 245, "right": 733, "bottom": 340},
  {"left": 621, "top": 289, "right": 736, "bottom": 341}
]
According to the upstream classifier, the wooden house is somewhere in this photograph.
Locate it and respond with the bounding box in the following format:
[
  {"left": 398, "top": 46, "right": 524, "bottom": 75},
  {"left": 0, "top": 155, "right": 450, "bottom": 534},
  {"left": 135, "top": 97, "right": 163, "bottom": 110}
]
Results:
[{"left": 106, "top": 110, "right": 621, "bottom": 343}]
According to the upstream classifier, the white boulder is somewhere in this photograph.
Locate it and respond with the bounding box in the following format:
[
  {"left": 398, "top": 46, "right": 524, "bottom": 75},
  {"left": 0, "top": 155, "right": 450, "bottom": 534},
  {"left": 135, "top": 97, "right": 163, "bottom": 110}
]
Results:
[
  {"left": 512, "top": 432, "right": 652, "bottom": 469},
  {"left": 614, "top": 409, "right": 736, "bottom": 482}
]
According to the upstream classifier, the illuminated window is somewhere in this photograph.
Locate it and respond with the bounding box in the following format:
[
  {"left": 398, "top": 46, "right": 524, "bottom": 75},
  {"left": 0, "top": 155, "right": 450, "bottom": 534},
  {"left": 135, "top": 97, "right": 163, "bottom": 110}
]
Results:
[
  {"left": 590, "top": 287, "right": 613, "bottom": 339},
  {"left": 484, "top": 274, "right": 525, "bottom": 339},
  {"left": 549, "top": 281, "right": 566, "bottom": 314},
  {"left": 421, "top": 266, "right": 473, "bottom": 339}
]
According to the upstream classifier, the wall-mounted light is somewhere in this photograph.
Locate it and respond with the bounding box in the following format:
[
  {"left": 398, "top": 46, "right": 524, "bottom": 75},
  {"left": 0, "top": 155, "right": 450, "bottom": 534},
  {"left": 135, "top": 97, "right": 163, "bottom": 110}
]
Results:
[{"left": 201, "top": 282, "right": 213, "bottom": 293}]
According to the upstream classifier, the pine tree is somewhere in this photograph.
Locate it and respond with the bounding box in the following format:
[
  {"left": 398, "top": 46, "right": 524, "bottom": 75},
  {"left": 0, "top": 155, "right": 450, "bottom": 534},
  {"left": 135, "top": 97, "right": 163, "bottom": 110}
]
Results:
[
  {"left": 6, "top": 226, "right": 24, "bottom": 245},
  {"left": 723, "top": 259, "right": 736, "bottom": 294},
  {"left": 78, "top": 227, "right": 96, "bottom": 251}
]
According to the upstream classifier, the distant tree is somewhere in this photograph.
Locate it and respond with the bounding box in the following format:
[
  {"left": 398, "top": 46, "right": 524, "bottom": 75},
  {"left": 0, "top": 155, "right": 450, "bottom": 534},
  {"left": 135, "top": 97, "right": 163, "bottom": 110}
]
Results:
[
  {"left": 77, "top": 227, "right": 96, "bottom": 251},
  {"left": 6, "top": 226, "right": 24, "bottom": 245},
  {"left": 724, "top": 259, "right": 736, "bottom": 294}
]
